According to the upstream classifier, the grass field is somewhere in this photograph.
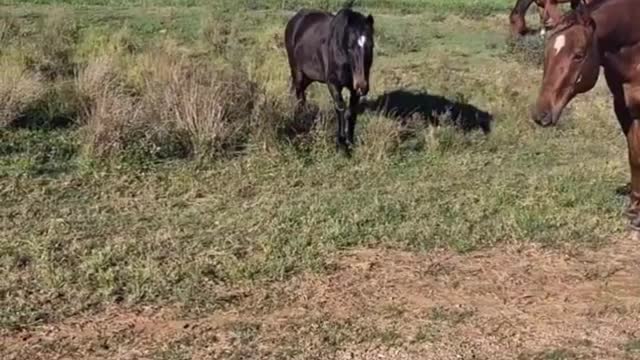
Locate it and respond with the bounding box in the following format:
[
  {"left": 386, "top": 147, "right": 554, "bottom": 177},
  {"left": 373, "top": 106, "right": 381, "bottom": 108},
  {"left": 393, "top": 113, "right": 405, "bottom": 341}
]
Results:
[{"left": 2, "top": 1, "right": 640, "bottom": 359}]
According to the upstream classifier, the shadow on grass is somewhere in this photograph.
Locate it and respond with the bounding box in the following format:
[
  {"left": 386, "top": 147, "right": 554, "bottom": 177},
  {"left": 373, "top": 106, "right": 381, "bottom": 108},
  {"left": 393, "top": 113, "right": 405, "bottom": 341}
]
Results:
[{"left": 364, "top": 89, "right": 493, "bottom": 134}]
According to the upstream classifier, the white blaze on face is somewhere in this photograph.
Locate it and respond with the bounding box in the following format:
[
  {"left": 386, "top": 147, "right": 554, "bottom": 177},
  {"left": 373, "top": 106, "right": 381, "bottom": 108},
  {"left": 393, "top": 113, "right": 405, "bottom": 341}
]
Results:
[
  {"left": 357, "top": 35, "right": 367, "bottom": 48},
  {"left": 553, "top": 34, "right": 566, "bottom": 55},
  {"left": 540, "top": 28, "right": 546, "bottom": 37}
]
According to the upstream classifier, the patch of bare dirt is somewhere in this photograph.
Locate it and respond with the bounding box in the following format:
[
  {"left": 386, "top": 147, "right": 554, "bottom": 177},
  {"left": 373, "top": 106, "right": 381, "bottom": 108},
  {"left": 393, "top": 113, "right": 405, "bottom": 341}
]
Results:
[{"left": 4, "top": 236, "right": 640, "bottom": 359}]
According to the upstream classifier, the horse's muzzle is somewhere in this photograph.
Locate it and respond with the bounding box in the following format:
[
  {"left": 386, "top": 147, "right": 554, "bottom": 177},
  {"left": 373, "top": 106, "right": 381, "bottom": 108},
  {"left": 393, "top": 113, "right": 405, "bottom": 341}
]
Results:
[
  {"left": 354, "top": 83, "right": 369, "bottom": 97},
  {"left": 530, "top": 106, "right": 555, "bottom": 127}
]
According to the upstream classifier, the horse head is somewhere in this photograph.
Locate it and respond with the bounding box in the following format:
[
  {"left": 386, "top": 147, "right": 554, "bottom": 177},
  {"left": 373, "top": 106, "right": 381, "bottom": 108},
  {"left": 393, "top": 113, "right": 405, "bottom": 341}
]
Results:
[
  {"left": 531, "top": 3, "right": 600, "bottom": 126},
  {"left": 329, "top": 8, "right": 375, "bottom": 96}
]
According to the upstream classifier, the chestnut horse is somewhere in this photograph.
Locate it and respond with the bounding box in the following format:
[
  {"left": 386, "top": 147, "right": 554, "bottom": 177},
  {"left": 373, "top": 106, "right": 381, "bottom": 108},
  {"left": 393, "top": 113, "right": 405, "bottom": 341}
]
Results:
[
  {"left": 284, "top": 2, "right": 375, "bottom": 154},
  {"left": 510, "top": 0, "right": 583, "bottom": 36},
  {"left": 531, "top": 0, "right": 640, "bottom": 230}
]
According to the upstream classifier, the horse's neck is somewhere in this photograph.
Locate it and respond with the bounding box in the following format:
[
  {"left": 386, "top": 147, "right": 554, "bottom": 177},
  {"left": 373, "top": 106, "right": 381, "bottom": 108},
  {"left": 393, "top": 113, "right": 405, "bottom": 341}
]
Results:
[
  {"left": 511, "top": 0, "right": 536, "bottom": 16},
  {"left": 592, "top": 0, "right": 640, "bottom": 81},
  {"left": 593, "top": 0, "right": 640, "bottom": 51}
]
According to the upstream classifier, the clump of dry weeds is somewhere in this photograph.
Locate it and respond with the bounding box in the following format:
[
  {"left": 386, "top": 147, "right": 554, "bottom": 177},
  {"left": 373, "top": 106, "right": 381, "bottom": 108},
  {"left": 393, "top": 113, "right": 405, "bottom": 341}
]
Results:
[
  {"left": 75, "top": 56, "right": 149, "bottom": 157},
  {"left": 76, "top": 49, "right": 262, "bottom": 159},
  {"left": 23, "top": 8, "right": 78, "bottom": 80},
  {"left": 143, "top": 54, "right": 258, "bottom": 158},
  {"left": 0, "top": 61, "right": 46, "bottom": 127},
  {"left": 0, "top": 16, "right": 19, "bottom": 44},
  {"left": 357, "top": 115, "right": 403, "bottom": 161}
]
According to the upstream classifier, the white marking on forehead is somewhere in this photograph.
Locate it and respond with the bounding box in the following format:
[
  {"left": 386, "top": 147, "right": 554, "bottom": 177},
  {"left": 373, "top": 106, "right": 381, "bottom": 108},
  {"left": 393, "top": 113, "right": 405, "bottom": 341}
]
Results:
[
  {"left": 553, "top": 34, "right": 566, "bottom": 55},
  {"left": 357, "top": 35, "right": 367, "bottom": 48},
  {"left": 540, "top": 28, "right": 546, "bottom": 37}
]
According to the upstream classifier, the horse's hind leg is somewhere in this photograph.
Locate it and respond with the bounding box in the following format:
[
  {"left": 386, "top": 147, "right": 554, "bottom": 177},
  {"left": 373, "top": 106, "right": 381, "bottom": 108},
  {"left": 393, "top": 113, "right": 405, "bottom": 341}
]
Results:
[{"left": 294, "top": 73, "right": 311, "bottom": 108}]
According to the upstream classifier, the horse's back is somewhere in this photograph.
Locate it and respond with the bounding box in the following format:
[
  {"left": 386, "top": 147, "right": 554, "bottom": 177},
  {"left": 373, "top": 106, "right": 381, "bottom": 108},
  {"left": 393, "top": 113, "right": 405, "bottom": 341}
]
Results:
[
  {"left": 285, "top": 9, "right": 333, "bottom": 82},
  {"left": 285, "top": 9, "right": 332, "bottom": 51}
]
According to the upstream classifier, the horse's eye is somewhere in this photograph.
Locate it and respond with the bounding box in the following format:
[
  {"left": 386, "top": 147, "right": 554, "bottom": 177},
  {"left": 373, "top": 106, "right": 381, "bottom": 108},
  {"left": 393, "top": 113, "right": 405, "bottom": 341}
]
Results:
[{"left": 573, "top": 53, "right": 585, "bottom": 61}]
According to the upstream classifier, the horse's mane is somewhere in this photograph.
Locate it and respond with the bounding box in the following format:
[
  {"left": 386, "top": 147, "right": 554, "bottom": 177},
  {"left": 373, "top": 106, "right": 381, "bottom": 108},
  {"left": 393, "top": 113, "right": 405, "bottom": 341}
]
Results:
[
  {"left": 328, "top": 3, "right": 369, "bottom": 62},
  {"left": 548, "top": 0, "right": 609, "bottom": 36},
  {"left": 328, "top": 7, "right": 355, "bottom": 62}
]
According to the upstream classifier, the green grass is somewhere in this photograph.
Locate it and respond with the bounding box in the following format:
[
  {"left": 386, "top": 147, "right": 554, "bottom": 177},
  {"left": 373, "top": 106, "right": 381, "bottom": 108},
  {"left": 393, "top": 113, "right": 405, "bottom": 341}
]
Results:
[
  {"left": 519, "top": 349, "right": 583, "bottom": 360},
  {"left": 1, "top": 0, "right": 514, "bottom": 15},
  {"left": 624, "top": 338, "right": 640, "bottom": 354},
  {"left": 0, "top": 0, "right": 630, "bottom": 336}
]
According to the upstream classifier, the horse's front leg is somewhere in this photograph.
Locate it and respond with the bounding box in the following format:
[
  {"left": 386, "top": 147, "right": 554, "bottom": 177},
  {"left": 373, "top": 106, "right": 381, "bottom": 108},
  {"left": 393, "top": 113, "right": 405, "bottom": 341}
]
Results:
[
  {"left": 626, "top": 119, "right": 640, "bottom": 231},
  {"left": 328, "top": 83, "right": 347, "bottom": 152},
  {"left": 619, "top": 88, "right": 640, "bottom": 229},
  {"left": 605, "top": 70, "right": 639, "bottom": 226},
  {"left": 345, "top": 91, "right": 360, "bottom": 148}
]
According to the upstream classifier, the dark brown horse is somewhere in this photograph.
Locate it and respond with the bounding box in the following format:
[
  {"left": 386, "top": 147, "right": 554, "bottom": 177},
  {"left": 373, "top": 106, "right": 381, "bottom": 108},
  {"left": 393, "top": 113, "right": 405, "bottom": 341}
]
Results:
[
  {"left": 531, "top": 0, "right": 640, "bottom": 230},
  {"left": 510, "top": 0, "right": 583, "bottom": 36},
  {"left": 284, "top": 2, "right": 375, "bottom": 154}
]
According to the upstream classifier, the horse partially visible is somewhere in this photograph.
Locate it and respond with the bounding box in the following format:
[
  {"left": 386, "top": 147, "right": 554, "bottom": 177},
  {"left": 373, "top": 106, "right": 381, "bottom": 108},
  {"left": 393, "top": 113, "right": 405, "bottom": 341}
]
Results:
[
  {"left": 510, "top": 0, "right": 585, "bottom": 37},
  {"left": 284, "top": 2, "right": 375, "bottom": 154},
  {"left": 531, "top": 0, "right": 640, "bottom": 230}
]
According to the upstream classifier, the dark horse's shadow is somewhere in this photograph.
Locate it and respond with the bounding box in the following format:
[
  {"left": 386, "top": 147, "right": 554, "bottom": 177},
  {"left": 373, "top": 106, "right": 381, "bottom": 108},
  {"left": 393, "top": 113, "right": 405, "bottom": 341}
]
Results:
[{"left": 363, "top": 89, "right": 493, "bottom": 134}]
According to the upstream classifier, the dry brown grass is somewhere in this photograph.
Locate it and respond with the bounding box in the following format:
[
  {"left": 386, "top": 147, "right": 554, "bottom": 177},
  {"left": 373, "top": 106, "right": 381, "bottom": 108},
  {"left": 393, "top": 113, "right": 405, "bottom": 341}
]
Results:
[
  {"left": 76, "top": 50, "right": 261, "bottom": 159},
  {"left": 143, "top": 54, "right": 258, "bottom": 158},
  {"left": 358, "top": 115, "right": 403, "bottom": 161},
  {"left": 24, "top": 7, "right": 77, "bottom": 80},
  {"left": 4, "top": 236, "right": 640, "bottom": 359},
  {"left": 76, "top": 56, "right": 137, "bottom": 157},
  {"left": 0, "top": 61, "right": 45, "bottom": 127},
  {"left": 0, "top": 16, "right": 19, "bottom": 44}
]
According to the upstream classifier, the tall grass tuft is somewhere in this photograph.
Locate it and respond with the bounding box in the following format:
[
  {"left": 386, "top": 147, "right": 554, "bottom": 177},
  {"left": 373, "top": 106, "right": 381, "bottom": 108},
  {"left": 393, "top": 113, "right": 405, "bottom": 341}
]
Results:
[
  {"left": 24, "top": 8, "right": 78, "bottom": 80},
  {"left": 75, "top": 50, "right": 262, "bottom": 160},
  {"left": 143, "top": 55, "right": 258, "bottom": 158},
  {"left": 0, "top": 61, "right": 45, "bottom": 127}
]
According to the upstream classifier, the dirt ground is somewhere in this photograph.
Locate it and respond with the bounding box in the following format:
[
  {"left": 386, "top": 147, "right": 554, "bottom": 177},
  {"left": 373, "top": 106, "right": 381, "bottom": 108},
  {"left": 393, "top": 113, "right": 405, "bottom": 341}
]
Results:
[{"left": 4, "top": 235, "right": 640, "bottom": 359}]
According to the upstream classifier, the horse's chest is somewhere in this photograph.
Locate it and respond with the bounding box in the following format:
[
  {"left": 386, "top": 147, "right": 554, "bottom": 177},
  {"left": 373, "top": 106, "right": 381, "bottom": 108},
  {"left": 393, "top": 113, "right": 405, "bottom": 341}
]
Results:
[{"left": 606, "top": 44, "right": 640, "bottom": 82}]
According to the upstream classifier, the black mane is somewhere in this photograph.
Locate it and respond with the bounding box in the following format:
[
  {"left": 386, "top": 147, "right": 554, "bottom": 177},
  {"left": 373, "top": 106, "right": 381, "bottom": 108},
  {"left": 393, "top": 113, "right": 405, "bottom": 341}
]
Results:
[{"left": 329, "top": 7, "right": 372, "bottom": 59}]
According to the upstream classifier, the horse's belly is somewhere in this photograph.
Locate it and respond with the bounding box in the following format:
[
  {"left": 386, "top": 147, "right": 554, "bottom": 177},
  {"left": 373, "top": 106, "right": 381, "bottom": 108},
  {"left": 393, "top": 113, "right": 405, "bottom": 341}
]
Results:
[{"left": 294, "top": 45, "right": 325, "bottom": 82}]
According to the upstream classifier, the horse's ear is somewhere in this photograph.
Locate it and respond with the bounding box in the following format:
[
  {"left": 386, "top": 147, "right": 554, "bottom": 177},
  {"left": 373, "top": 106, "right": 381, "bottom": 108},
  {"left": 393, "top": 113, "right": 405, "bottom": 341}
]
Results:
[
  {"left": 367, "top": 14, "right": 374, "bottom": 27},
  {"left": 575, "top": 3, "right": 595, "bottom": 29}
]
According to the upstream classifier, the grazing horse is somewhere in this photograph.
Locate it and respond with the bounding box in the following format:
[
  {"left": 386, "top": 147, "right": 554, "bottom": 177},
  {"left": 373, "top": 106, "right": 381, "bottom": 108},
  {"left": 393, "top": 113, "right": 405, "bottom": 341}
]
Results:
[
  {"left": 284, "top": 3, "right": 375, "bottom": 153},
  {"left": 531, "top": 0, "right": 640, "bottom": 230},
  {"left": 510, "top": 0, "right": 584, "bottom": 37}
]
